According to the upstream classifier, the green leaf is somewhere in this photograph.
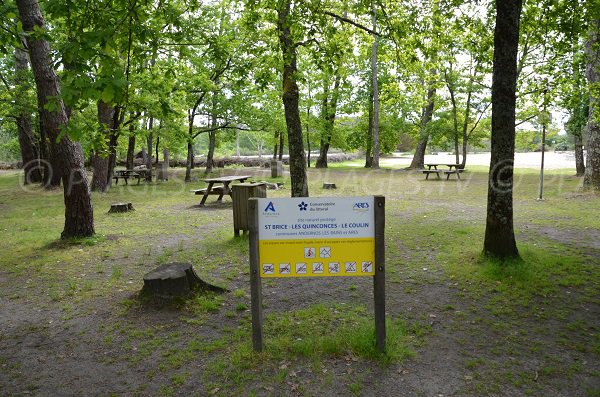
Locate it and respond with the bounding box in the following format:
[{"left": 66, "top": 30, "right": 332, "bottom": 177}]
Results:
[{"left": 100, "top": 85, "right": 115, "bottom": 104}]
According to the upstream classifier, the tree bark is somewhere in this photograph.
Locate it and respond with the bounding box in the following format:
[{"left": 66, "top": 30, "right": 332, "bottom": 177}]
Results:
[
  {"left": 17, "top": 0, "right": 94, "bottom": 238},
  {"left": 37, "top": 115, "right": 52, "bottom": 186},
  {"left": 14, "top": 47, "right": 42, "bottom": 184},
  {"left": 483, "top": 0, "right": 522, "bottom": 259},
  {"left": 409, "top": 77, "right": 436, "bottom": 169},
  {"left": 91, "top": 100, "right": 113, "bottom": 193},
  {"left": 575, "top": 133, "right": 585, "bottom": 176},
  {"left": 584, "top": 19, "right": 600, "bottom": 190},
  {"left": 39, "top": 105, "right": 61, "bottom": 188},
  {"left": 277, "top": 1, "right": 308, "bottom": 197}
]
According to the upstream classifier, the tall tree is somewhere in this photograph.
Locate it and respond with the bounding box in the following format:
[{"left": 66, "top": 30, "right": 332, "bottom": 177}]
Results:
[
  {"left": 17, "top": 0, "right": 94, "bottom": 238},
  {"left": 370, "top": 1, "right": 380, "bottom": 169},
  {"left": 584, "top": 18, "right": 600, "bottom": 190},
  {"left": 408, "top": 72, "right": 436, "bottom": 169},
  {"left": 277, "top": 0, "right": 308, "bottom": 197},
  {"left": 483, "top": 0, "right": 523, "bottom": 259}
]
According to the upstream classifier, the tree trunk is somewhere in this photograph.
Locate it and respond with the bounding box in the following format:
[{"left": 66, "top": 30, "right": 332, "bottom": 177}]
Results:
[
  {"left": 316, "top": 73, "right": 341, "bottom": 169},
  {"left": 185, "top": 111, "right": 194, "bottom": 182},
  {"left": 273, "top": 131, "right": 279, "bottom": 159},
  {"left": 146, "top": 117, "right": 153, "bottom": 181},
  {"left": 206, "top": 93, "right": 218, "bottom": 174},
  {"left": 483, "top": 0, "right": 522, "bottom": 259},
  {"left": 155, "top": 136, "right": 160, "bottom": 165},
  {"left": 461, "top": 88, "right": 474, "bottom": 169},
  {"left": 371, "top": 2, "right": 380, "bottom": 169},
  {"left": 206, "top": 130, "right": 216, "bottom": 173},
  {"left": 37, "top": 115, "right": 52, "bottom": 186},
  {"left": 409, "top": 78, "right": 436, "bottom": 169},
  {"left": 106, "top": 107, "right": 121, "bottom": 187},
  {"left": 126, "top": 122, "right": 135, "bottom": 170},
  {"left": 365, "top": 89, "right": 374, "bottom": 168},
  {"left": 277, "top": 1, "right": 308, "bottom": 197},
  {"left": 316, "top": 75, "right": 331, "bottom": 169},
  {"left": 14, "top": 47, "right": 42, "bottom": 184},
  {"left": 185, "top": 140, "right": 193, "bottom": 182},
  {"left": 575, "top": 133, "right": 585, "bottom": 176},
  {"left": 17, "top": 0, "right": 94, "bottom": 238},
  {"left": 163, "top": 148, "right": 169, "bottom": 167},
  {"left": 584, "top": 19, "right": 600, "bottom": 190},
  {"left": 278, "top": 128, "right": 284, "bottom": 160},
  {"left": 446, "top": 70, "right": 460, "bottom": 165},
  {"left": 39, "top": 107, "right": 61, "bottom": 188},
  {"left": 91, "top": 100, "right": 113, "bottom": 192}
]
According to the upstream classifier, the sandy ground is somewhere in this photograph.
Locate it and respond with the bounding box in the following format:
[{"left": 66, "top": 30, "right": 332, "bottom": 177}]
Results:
[{"left": 377, "top": 151, "right": 580, "bottom": 170}]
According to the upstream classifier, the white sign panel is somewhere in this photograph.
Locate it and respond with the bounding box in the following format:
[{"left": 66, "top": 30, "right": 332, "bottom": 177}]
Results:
[{"left": 257, "top": 196, "right": 374, "bottom": 240}]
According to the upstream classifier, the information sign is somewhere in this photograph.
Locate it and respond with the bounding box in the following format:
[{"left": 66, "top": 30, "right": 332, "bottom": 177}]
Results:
[
  {"left": 257, "top": 197, "right": 375, "bottom": 277},
  {"left": 248, "top": 195, "right": 386, "bottom": 353}
]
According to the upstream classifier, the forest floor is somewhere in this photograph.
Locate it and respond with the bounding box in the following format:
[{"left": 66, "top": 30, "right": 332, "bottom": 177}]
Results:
[{"left": 0, "top": 164, "right": 598, "bottom": 397}]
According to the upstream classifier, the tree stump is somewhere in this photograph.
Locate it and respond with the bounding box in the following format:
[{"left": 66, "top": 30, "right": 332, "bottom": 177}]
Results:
[
  {"left": 323, "top": 182, "right": 337, "bottom": 189},
  {"left": 141, "top": 262, "right": 227, "bottom": 298},
  {"left": 108, "top": 202, "right": 134, "bottom": 213}
]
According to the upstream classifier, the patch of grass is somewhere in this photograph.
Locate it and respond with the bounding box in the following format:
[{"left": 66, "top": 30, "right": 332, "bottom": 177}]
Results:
[
  {"left": 202, "top": 303, "right": 419, "bottom": 391},
  {"left": 187, "top": 293, "right": 223, "bottom": 314},
  {"left": 441, "top": 243, "right": 599, "bottom": 306}
]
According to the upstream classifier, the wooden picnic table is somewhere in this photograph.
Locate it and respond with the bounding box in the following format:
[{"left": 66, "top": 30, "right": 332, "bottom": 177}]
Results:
[
  {"left": 425, "top": 163, "right": 461, "bottom": 170},
  {"left": 113, "top": 170, "right": 141, "bottom": 185},
  {"left": 192, "top": 175, "right": 252, "bottom": 206},
  {"left": 422, "top": 164, "right": 465, "bottom": 180},
  {"left": 113, "top": 169, "right": 154, "bottom": 185}
]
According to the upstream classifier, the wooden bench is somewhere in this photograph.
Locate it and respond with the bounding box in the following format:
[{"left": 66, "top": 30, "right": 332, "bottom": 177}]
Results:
[
  {"left": 421, "top": 169, "right": 442, "bottom": 180},
  {"left": 191, "top": 186, "right": 225, "bottom": 201},
  {"left": 113, "top": 171, "right": 141, "bottom": 185},
  {"left": 443, "top": 169, "right": 465, "bottom": 180}
]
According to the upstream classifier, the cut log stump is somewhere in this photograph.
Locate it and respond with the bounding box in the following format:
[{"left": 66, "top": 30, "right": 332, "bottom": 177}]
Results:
[
  {"left": 108, "top": 202, "right": 134, "bottom": 213},
  {"left": 323, "top": 182, "right": 337, "bottom": 189},
  {"left": 142, "top": 262, "right": 227, "bottom": 298}
]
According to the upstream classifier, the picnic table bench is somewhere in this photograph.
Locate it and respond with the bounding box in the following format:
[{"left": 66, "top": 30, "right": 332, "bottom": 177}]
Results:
[
  {"left": 421, "top": 164, "right": 465, "bottom": 180},
  {"left": 191, "top": 175, "right": 252, "bottom": 206}
]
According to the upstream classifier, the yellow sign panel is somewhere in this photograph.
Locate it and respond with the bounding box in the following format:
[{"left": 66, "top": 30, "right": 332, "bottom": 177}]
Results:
[{"left": 259, "top": 238, "right": 375, "bottom": 277}]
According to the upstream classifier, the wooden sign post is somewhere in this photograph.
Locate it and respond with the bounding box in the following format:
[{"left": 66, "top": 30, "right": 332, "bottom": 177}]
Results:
[{"left": 248, "top": 196, "right": 386, "bottom": 353}]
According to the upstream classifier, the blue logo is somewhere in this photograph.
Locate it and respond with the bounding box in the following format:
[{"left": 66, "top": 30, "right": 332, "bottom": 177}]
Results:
[
  {"left": 298, "top": 202, "right": 308, "bottom": 211},
  {"left": 264, "top": 201, "right": 276, "bottom": 212},
  {"left": 353, "top": 202, "right": 370, "bottom": 211}
]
